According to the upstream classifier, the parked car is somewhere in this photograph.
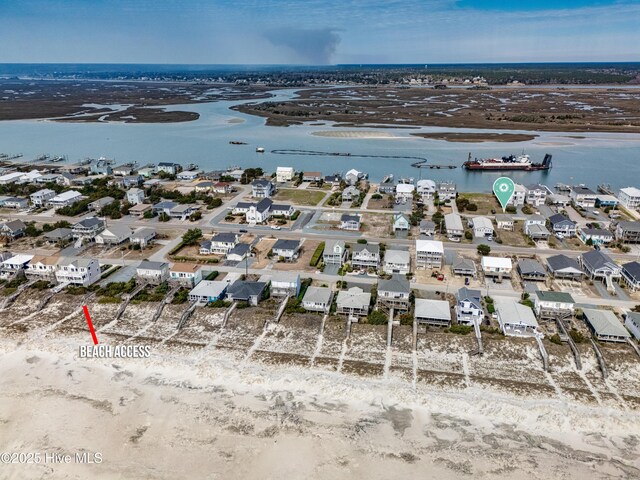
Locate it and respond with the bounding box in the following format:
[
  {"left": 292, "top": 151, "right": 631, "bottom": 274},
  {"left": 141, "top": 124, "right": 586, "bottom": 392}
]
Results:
[
  {"left": 239, "top": 229, "right": 248, "bottom": 233},
  {"left": 270, "top": 225, "right": 281, "bottom": 230},
  {"left": 464, "top": 277, "right": 470, "bottom": 286}
]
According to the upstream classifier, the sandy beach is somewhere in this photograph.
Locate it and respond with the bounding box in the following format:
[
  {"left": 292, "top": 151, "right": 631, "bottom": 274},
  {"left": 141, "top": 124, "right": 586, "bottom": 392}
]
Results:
[
  {"left": 1, "top": 292, "right": 639, "bottom": 479},
  {"left": 312, "top": 130, "right": 397, "bottom": 139}
]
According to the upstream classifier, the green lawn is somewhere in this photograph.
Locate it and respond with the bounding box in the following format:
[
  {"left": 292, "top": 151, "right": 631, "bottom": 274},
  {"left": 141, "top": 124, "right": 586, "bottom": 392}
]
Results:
[{"left": 274, "top": 188, "right": 327, "bottom": 206}]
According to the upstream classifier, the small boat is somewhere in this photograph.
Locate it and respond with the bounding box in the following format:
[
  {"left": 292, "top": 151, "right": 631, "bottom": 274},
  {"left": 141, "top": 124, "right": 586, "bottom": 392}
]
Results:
[
  {"left": 256, "top": 147, "right": 265, "bottom": 153},
  {"left": 229, "top": 141, "right": 247, "bottom": 145}
]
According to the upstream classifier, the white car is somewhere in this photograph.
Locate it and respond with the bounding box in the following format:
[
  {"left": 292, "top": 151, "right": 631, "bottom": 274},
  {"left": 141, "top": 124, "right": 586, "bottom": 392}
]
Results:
[{"left": 270, "top": 225, "right": 281, "bottom": 230}]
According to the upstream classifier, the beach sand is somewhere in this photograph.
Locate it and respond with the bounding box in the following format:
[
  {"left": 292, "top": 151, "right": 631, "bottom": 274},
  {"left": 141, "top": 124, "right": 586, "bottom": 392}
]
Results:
[
  {"left": 1, "top": 294, "right": 639, "bottom": 479},
  {"left": 312, "top": 130, "right": 397, "bottom": 139}
]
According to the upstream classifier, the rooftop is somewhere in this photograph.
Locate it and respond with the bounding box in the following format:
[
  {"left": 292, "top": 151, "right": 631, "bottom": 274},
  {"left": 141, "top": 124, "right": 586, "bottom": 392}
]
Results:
[{"left": 583, "top": 308, "right": 630, "bottom": 338}]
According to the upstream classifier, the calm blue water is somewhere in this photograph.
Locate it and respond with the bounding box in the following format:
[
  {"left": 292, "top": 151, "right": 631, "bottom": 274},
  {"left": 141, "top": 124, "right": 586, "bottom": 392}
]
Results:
[{"left": 1, "top": 88, "right": 640, "bottom": 193}]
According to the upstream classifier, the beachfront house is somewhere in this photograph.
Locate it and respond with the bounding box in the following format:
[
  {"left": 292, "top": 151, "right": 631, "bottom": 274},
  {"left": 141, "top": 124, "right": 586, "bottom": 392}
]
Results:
[
  {"left": 377, "top": 275, "right": 411, "bottom": 314},
  {"left": 414, "top": 298, "right": 451, "bottom": 327},
  {"left": 25, "top": 255, "right": 60, "bottom": 281},
  {"left": 55, "top": 258, "right": 101, "bottom": 287},
  {"left": 336, "top": 287, "right": 371, "bottom": 317},
  {"left": 570, "top": 185, "right": 597, "bottom": 208},
  {"left": 302, "top": 286, "right": 333, "bottom": 313},
  {"left": 525, "top": 184, "right": 548, "bottom": 207},
  {"left": 226, "top": 280, "right": 268, "bottom": 306},
  {"left": 188, "top": 280, "right": 229, "bottom": 304},
  {"left": 579, "top": 250, "right": 622, "bottom": 283},
  {"left": 395, "top": 183, "right": 415, "bottom": 201},
  {"left": 622, "top": 261, "right": 640, "bottom": 292},
  {"left": 532, "top": 290, "right": 575, "bottom": 320},
  {"left": 157, "top": 162, "right": 182, "bottom": 175},
  {"left": 169, "top": 263, "right": 203, "bottom": 287},
  {"left": 624, "top": 312, "right": 640, "bottom": 341},
  {"left": 494, "top": 296, "right": 540, "bottom": 337},
  {"left": 436, "top": 182, "right": 456, "bottom": 201},
  {"left": 416, "top": 179, "right": 436, "bottom": 199},
  {"left": 342, "top": 185, "right": 360, "bottom": 202},
  {"left": 582, "top": 308, "right": 630, "bottom": 343},
  {"left": 455, "top": 287, "right": 483, "bottom": 325},
  {"left": 136, "top": 260, "right": 169, "bottom": 285},
  {"left": 259, "top": 272, "right": 300, "bottom": 297}
]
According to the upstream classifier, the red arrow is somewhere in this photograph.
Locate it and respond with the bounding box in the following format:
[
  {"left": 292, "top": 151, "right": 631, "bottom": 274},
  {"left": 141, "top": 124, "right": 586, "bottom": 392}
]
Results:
[{"left": 83, "top": 305, "right": 99, "bottom": 345}]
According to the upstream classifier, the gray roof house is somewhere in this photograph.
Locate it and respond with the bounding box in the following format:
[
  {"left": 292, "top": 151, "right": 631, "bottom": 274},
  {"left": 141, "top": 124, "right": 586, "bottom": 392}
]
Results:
[
  {"left": 302, "top": 286, "right": 333, "bottom": 313},
  {"left": 272, "top": 239, "right": 301, "bottom": 261},
  {"left": 0, "top": 219, "right": 27, "bottom": 239},
  {"left": 44, "top": 227, "right": 73, "bottom": 244},
  {"left": 517, "top": 259, "right": 547, "bottom": 281},
  {"left": 340, "top": 213, "right": 361, "bottom": 231},
  {"left": 226, "top": 280, "right": 267, "bottom": 306},
  {"left": 419, "top": 219, "right": 436, "bottom": 236},
  {"left": 582, "top": 308, "right": 630, "bottom": 343},
  {"left": 383, "top": 249, "right": 411, "bottom": 275},
  {"left": 323, "top": 240, "right": 347, "bottom": 266},
  {"left": 377, "top": 275, "right": 411, "bottom": 313},
  {"left": 452, "top": 256, "right": 477, "bottom": 277},
  {"left": 622, "top": 261, "right": 640, "bottom": 291},
  {"left": 336, "top": 287, "right": 371, "bottom": 317},
  {"left": 546, "top": 254, "right": 583, "bottom": 279},
  {"left": 455, "top": 287, "right": 483, "bottom": 325},
  {"left": 136, "top": 260, "right": 169, "bottom": 284},
  {"left": 351, "top": 243, "right": 380, "bottom": 269},
  {"left": 579, "top": 250, "right": 622, "bottom": 281},
  {"left": 414, "top": 298, "right": 451, "bottom": 327}
]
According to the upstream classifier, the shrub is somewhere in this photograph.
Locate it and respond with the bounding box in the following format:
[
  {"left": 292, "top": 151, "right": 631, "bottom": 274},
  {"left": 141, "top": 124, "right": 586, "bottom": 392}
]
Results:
[
  {"left": 449, "top": 324, "right": 473, "bottom": 335},
  {"left": 290, "top": 210, "right": 300, "bottom": 220},
  {"left": 477, "top": 244, "right": 491, "bottom": 256},
  {"left": 367, "top": 310, "right": 388, "bottom": 325},
  {"left": 357, "top": 238, "right": 367, "bottom": 244},
  {"left": 550, "top": 334, "right": 563, "bottom": 345},
  {"left": 309, "top": 242, "right": 325, "bottom": 267},
  {"left": 569, "top": 328, "right": 587, "bottom": 344},
  {"left": 466, "top": 203, "right": 478, "bottom": 212},
  {"left": 464, "top": 231, "right": 473, "bottom": 240}
]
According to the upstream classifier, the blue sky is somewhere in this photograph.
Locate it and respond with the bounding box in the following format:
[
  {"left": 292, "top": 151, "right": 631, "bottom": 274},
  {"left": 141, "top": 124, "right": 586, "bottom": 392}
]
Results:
[{"left": 0, "top": 0, "right": 638, "bottom": 64}]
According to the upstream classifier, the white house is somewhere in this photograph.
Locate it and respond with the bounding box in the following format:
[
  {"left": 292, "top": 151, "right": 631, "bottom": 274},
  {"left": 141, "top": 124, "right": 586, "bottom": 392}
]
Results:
[
  {"left": 351, "top": 243, "right": 380, "bottom": 269},
  {"left": 395, "top": 183, "right": 415, "bottom": 200},
  {"left": 455, "top": 287, "right": 483, "bottom": 325},
  {"left": 188, "top": 280, "right": 229, "bottom": 304},
  {"left": 177, "top": 169, "right": 200, "bottom": 181},
  {"left": 201, "top": 232, "right": 239, "bottom": 255},
  {"left": 525, "top": 184, "right": 548, "bottom": 207},
  {"left": 578, "top": 228, "right": 614, "bottom": 246},
  {"left": 30, "top": 189, "right": 56, "bottom": 207},
  {"left": 48, "top": 190, "right": 83, "bottom": 208},
  {"left": 377, "top": 275, "right": 411, "bottom": 313},
  {"left": 260, "top": 271, "right": 300, "bottom": 297},
  {"left": 618, "top": 187, "right": 640, "bottom": 210},
  {"left": 157, "top": 162, "right": 181, "bottom": 175},
  {"left": 416, "top": 179, "right": 436, "bottom": 199},
  {"left": 494, "top": 296, "right": 540, "bottom": 337},
  {"left": 276, "top": 166, "right": 295, "bottom": 183},
  {"left": 507, "top": 183, "right": 526, "bottom": 206},
  {"left": 437, "top": 182, "right": 456, "bottom": 201},
  {"left": 234, "top": 198, "right": 273, "bottom": 224},
  {"left": 532, "top": 290, "right": 575, "bottom": 320},
  {"left": 130, "top": 227, "right": 156, "bottom": 248},
  {"left": 495, "top": 214, "right": 514, "bottom": 231},
  {"left": 570, "top": 185, "right": 597, "bottom": 208},
  {"left": 323, "top": 240, "right": 347, "bottom": 266},
  {"left": 472, "top": 216, "right": 493, "bottom": 238},
  {"left": 25, "top": 255, "right": 60, "bottom": 281},
  {"left": 251, "top": 179, "right": 275, "bottom": 198},
  {"left": 445, "top": 213, "right": 464, "bottom": 239},
  {"left": 136, "top": 260, "right": 169, "bottom": 284},
  {"left": 272, "top": 239, "right": 300, "bottom": 262},
  {"left": 340, "top": 214, "right": 361, "bottom": 231},
  {"left": 95, "top": 224, "right": 133, "bottom": 245},
  {"left": 622, "top": 261, "right": 640, "bottom": 292},
  {"left": 384, "top": 249, "right": 411, "bottom": 275},
  {"left": 55, "top": 258, "right": 101, "bottom": 286},
  {"left": 0, "top": 254, "right": 33, "bottom": 279},
  {"left": 126, "top": 188, "right": 145, "bottom": 205},
  {"left": 416, "top": 239, "right": 443, "bottom": 269},
  {"left": 624, "top": 312, "right": 640, "bottom": 341},
  {"left": 481, "top": 256, "right": 513, "bottom": 278},
  {"left": 302, "top": 286, "right": 333, "bottom": 313}
]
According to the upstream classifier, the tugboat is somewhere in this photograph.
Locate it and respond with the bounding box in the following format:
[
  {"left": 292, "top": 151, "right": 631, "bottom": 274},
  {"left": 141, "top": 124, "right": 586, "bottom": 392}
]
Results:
[{"left": 463, "top": 153, "right": 552, "bottom": 171}]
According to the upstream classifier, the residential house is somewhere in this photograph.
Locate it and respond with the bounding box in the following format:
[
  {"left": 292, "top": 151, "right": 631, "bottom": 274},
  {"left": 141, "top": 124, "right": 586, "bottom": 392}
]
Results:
[
  {"left": 137, "top": 166, "right": 156, "bottom": 178},
  {"left": 188, "top": 280, "right": 229, "bottom": 304},
  {"left": 238, "top": 198, "right": 273, "bottom": 224},
  {"left": 200, "top": 233, "right": 238, "bottom": 255},
  {"left": 525, "top": 184, "right": 548, "bottom": 207},
  {"left": 383, "top": 249, "right": 411, "bottom": 275},
  {"left": 129, "top": 203, "right": 152, "bottom": 217},
  {"left": 414, "top": 298, "right": 451, "bottom": 327},
  {"left": 416, "top": 179, "right": 436, "bottom": 199},
  {"left": 260, "top": 271, "right": 300, "bottom": 297},
  {"left": 419, "top": 220, "right": 436, "bottom": 237},
  {"left": 395, "top": 183, "right": 415, "bottom": 200},
  {"left": 351, "top": 243, "right": 380, "bottom": 270},
  {"left": 48, "top": 190, "right": 83, "bottom": 208},
  {"left": 88, "top": 196, "right": 115, "bottom": 211},
  {"left": 582, "top": 308, "right": 630, "bottom": 343},
  {"left": 169, "top": 263, "right": 203, "bottom": 287},
  {"left": 472, "top": 216, "right": 493, "bottom": 238},
  {"left": 196, "top": 181, "right": 215, "bottom": 194},
  {"left": 496, "top": 213, "right": 515, "bottom": 232},
  {"left": 549, "top": 213, "right": 577, "bottom": 237},
  {"left": 437, "top": 182, "right": 456, "bottom": 201},
  {"left": 302, "top": 172, "right": 322, "bottom": 182},
  {"left": 517, "top": 259, "right": 547, "bottom": 282},
  {"left": 0, "top": 220, "right": 26, "bottom": 240},
  {"left": 30, "top": 189, "right": 56, "bottom": 207},
  {"left": 618, "top": 187, "right": 640, "bottom": 210},
  {"left": 55, "top": 258, "right": 101, "bottom": 286},
  {"left": 212, "top": 182, "right": 233, "bottom": 194},
  {"left": 227, "top": 243, "right": 250, "bottom": 262},
  {"left": 43, "top": 228, "right": 73, "bottom": 245},
  {"left": 136, "top": 260, "right": 169, "bottom": 285},
  {"left": 342, "top": 185, "right": 360, "bottom": 202},
  {"left": 526, "top": 223, "right": 551, "bottom": 241},
  {"left": 157, "top": 162, "right": 182, "bottom": 175},
  {"left": 624, "top": 312, "right": 640, "bottom": 341},
  {"left": 167, "top": 204, "right": 199, "bottom": 220},
  {"left": 508, "top": 183, "right": 526, "bottom": 207},
  {"left": 276, "top": 166, "right": 295, "bottom": 183},
  {"left": 532, "top": 290, "right": 575, "bottom": 320},
  {"left": 345, "top": 168, "right": 363, "bottom": 186},
  {"left": 251, "top": 179, "right": 275, "bottom": 198},
  {"left": 546, "top": 254, "right": 584, "bottom": 280},
  {"left": 302, "top": 286, "right": 333, "bottom": 313},
  {"left": 323, "top": 240, "right": 347, "bottom": 266},
  {"left": 596, "top": 194, "right": 619, "bottom": 208},
  {"left": 112, "top": 164, "right": 134, "bottom": 176},
  {"left": 0, "top": 171, "right": 28, "bottom": 184},
  {"left": 377, "top": 275, "right": 411, "bottom": 314},
  {"left": 455, "top": 287, "right": 483, "bottom": 325},
  {"left": 177, "top": 169, "right": 200, "bottom": 181},
  {"left": 494, "top": 296, "right": 540, "bottom": 337},
  {"left": 89, "top": 158, "right": 113, "bottom": 175},
  {"left": 271, "top": 203, "right": 294, "bottom": 217},
  {"left": 444, "top": 213, "right": 464, "bottom": 239},
  {"left": 416, "top": 239, "right": 444, "bottom": 269},
  {"left": 622, "top": 261, "right": 640, "bottom": 292},
  {"left": 72, "top": 217, "right": 105, "bottom": 240},
  {"left": 324, "top": 173, "right": 342, "bottom": 186},
  {"left": 570, "top": 185, "right": 597, "bottom": 208},
  {"left": 481, "top": 256, "right": 513, "bottom": 279},
  {"left": 547, "top": 193, "right": 571, "bottom": 207},
  {"left": 579, "top": 250, "right": 622, "bottom": 282},
  {"left": 33, "top": 173, "right": 61, "bottom": 184},
  {"left": 615, "top": 221, "right": 640, "bottom": 244},
  {"left": 25, "top": 255, "right": 60, "bottom": 281},
  {"left": 130, "top": 227, "right": 156, "bottom": 248},
  {"left": 0, "top": 254, "right": 33, "bottom": 279},
  {"left": 392, "top": 213, "right": 410, "bottom": 232},
  {"left": 579, "top": 228, "right": 614, "bottom": 246},
  {"left": 56, "top": 172, "right": 75, "bottom": 187},
  {"left": 95, "top": 224, "right": 133, "bottom": 245},
  {"left": 336, "top": 287, "right": 371, "bottom": 317},
  {"left": 378, "top": 181, "right": 396, "bottom": 195},
  {"left": 452, "top": 256, "right": 477, "bottom": 278},
  {"left": 340, "top": 213, "right": 361, "bottom": 231},
  {"left": 272, "top": 239, "right": 301, "bottom": 262},
  {"left": 1, "top": 197, "right": 28, "bottom": 209},
  {"left": 126, "top": 188, "right": 145, "bottom": 205},
  {"left": 524, "top": 215, "right": 545, "bottom": 230},
  {"left": 226, "top": 280, "right": 267, "bottom": 306}
]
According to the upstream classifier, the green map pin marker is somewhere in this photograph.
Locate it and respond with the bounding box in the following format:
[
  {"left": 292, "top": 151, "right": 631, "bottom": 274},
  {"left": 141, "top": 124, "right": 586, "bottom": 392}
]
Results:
[{"left": 493, "top": 177, "right": 515, "bottom": 212}]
